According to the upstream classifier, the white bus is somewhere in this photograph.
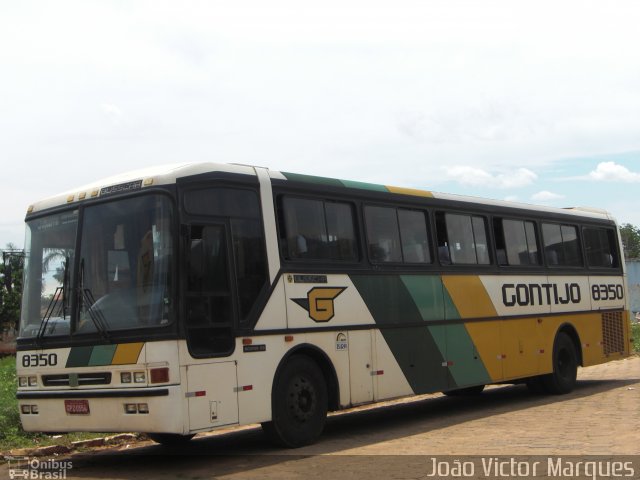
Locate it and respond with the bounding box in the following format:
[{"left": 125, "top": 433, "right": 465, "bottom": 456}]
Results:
[{"left": 17, "top": 163, "right": 632, "bottom": 447}]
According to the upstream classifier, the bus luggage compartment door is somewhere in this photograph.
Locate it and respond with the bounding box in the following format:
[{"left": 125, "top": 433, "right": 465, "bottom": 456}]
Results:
[{"left": 186, "top": 361, "right": 239, "bottom": 431}]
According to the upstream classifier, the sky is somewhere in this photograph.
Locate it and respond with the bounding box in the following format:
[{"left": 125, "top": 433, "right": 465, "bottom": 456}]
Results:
[{"left": 2, "top": 1, "right": 640, "bottom": 249}]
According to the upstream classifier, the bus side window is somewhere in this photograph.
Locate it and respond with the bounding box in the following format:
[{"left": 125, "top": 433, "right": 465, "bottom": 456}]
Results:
[
  {"left": 436, "top": 212, "right": 490, "bottom": 265},
  {"left": 493, "top": 218, "right": 540, "bottom": 266},
  {"left": 280, "top": 196, "right": 358, "bottom": 262},
  {"left": 584, "top": 227, "right": 619, "bottom": 268},
  {"left": 542, "top": 223, "right": 582, "bottom": 267}
]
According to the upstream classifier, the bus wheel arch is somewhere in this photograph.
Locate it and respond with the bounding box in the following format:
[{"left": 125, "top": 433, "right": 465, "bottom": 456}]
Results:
[
  {"left": 556, "top": 322, "right": 583, "bottom": 367},
  {"left": 277, "top": 344, "right": 340, "bottom": 411},
  {"left": 542, "top": 327, "right": 580, "bottom": 394},
  {"left": 262, "top": 345, "right": 337, "bottom": 447}
]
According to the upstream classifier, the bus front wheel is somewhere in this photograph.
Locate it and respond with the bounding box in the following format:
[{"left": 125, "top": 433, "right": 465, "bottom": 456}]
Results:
[
  {"left": 542, "top": 332, "right": 578, "bottom": 394},
  {"left": 262, "top": 355, "right": 328, "bottom": 448}
]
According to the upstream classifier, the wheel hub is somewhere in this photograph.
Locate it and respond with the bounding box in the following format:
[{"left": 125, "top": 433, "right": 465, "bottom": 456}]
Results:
[{"left": 287, "top": 375, "right": 316, "bottom": 422}]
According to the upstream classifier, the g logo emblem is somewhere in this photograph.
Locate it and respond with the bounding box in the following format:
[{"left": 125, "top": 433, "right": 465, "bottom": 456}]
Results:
[{"left": 292, "top": 287, "right": 346, "bottom": 322}]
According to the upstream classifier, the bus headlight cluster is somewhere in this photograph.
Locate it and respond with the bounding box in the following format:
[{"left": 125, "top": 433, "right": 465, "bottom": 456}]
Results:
[
  {"left": 21, "top": 404, "right": 39, "bottom": 414},
  {"left": 120, "top": 368, "right": 169, "bottom": 385},
  {"left": 124, "top": 403, "right": 149, "bottom": 414},
  {"left": 18, "top": 376, "right": 38, "bottom": 387},
  {"left": 120, "top": 371, "right": 146, "bottom": 384}
]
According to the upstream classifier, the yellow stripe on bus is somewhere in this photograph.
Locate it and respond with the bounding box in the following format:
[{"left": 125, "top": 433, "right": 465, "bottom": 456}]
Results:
[
  {"left": 442, "top": 275, "right": 497, "bottom": 319},
  {"left": 111, "top": 342, "right": 144, "bottom": 365},
  {"left": 385, "top": 186, "right": 434, "bottom": 198}
]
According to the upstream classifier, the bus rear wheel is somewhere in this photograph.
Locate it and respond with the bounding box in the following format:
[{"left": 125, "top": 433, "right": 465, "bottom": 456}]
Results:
[
  {"left": 262, "top": 355, "right": 328, "bottom": 448},
  {"left": 541, "top": 332, "right": 578, "bottom": 394}
]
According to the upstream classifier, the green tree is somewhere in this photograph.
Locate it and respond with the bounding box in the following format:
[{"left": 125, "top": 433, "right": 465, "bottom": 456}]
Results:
[
  {"left": 0, "top": 244, "right": 24, "bottom": 332},
  {"left": 620, "top": 223, "right": 640, "bottom": 260}
]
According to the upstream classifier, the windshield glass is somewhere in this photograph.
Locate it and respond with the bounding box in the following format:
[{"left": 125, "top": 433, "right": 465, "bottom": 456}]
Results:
[
  {"left": 19, "top": 194, "right": 174, "bottom": 339},
  {"left": 20, "top": 210, "right": 78, "bottom": 338}
]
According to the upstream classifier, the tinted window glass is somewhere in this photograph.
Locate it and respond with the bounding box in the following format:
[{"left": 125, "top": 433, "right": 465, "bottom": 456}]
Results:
[
  {"left": 542, "top": 223, "right": 582, "bottom": 267},
  {"left": 184, "top": 188, "right": 259, "bottom": 218},
  {"left": 282, "top": 197, "right": 358, "bottom": 261},
  {"left": 398, "top": 210, "right": 431, "bottom": 263},
  {"left": 499, "top": 219, "right": 540, "bottom": 266},
  {"left": 437, "top": 213, "right": 490, "bottom": 265},
  {"left": 231, "top": 218, "right": 268, "bottom": 324},
  {"left": 584, "top": 227, "right": 619, "bottom": 268},
  {"left": 365, "top": 206, "right": 402, "bottom": 263}
]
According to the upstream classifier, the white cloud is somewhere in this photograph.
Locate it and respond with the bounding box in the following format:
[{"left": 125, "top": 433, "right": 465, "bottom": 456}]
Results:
[
  {"left": 442, "top": 166, "right": 537, "bottom": 189},
  {"left": 587, "top": 161, "right": 640, "bottom": 182},
  {"left": 531, "top": 191, "right": 565, "bottom": 202}
]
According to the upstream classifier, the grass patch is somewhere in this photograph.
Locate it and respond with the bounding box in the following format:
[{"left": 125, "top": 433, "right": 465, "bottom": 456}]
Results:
[
  {"left": 0, "top": 356, "right": 107, "bottom": 453},
  {"left": 632, "top": 322, "right": 640, "bottom": 353}
]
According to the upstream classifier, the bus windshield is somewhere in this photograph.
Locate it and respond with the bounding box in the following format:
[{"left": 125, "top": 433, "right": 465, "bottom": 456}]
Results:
[{"left": 20, "top": 194, "right": 174, "bottom": 339}]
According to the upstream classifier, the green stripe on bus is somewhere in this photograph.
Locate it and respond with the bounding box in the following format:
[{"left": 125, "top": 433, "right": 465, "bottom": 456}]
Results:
[
  {"left": 65, "top": 346, "right": 93, "bottom": 368},
  {"left": 400, "top": 275, "right": 446, "bottom": 321},
  {"left": 341, "top": 180, "right": 389, "bottom": 192},
  {"left": 445, "top": 324, "right": 492, "bottom": 386},
  {"left": 88, "top": 344, "right": 118, "bottom": 366},
  {"left": 351, "top": 275, "right": 449, "bottom": 392},
  {"left": 380, "top": 326, "right": 449, "bottom": 393},
  {"left": 281, "top": 172, "right": 344, "bottom": 187},
  {"left": 352, "top": 274, "right": 492, "bottom": 392},
  {"left": 351, "top": 275, "right": 423, "bottom": 325}
]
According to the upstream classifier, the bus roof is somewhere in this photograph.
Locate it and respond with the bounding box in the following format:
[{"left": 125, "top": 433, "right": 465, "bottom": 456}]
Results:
[{"left": 26, "top": 162, "right": 616, "bottom": 223}]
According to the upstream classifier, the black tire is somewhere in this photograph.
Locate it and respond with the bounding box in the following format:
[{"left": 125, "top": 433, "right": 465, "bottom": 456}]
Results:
[
  {"left": 541, "top": 332, "right": 578, "bottom": 394},
  {"left": 262, "top": 355, "right": 328, "bottom": 448},
  {"left": 147, "top": 433, "right": 195, "bottom": 446},
  {"left": 443, "top": 384, "right": 485, "bottom": 397}
]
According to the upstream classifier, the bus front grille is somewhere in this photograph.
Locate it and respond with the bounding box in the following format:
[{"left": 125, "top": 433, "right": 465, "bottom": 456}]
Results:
[
  {"left": 42, "top": 372, "right": 112, "bottom": 387},
  {"left": 602, "top": 311, "right": 625, "bottom": 355}
]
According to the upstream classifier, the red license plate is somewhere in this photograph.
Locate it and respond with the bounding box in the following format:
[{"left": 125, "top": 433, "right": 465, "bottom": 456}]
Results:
[{"left": 64, "top": 399, "right": 90, "bottom": 415}]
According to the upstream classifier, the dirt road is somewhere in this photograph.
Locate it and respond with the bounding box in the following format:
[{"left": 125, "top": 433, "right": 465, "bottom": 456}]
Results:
[{"left": 2, "top": 357, "right": 639, "bottom": 479}]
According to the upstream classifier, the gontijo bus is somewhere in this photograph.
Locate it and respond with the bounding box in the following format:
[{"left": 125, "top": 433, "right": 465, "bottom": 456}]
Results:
[{"left": 17, "top": 163, "right": 632, "bottom": 447}]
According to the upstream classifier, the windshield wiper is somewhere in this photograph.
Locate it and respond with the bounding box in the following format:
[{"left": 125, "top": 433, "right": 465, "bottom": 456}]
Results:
[
  {"left": 78, "top": 258, "right": 111, "bottom": 343},
  {"left": 36, "top": 256, "right": 70, "bottom": 344}
]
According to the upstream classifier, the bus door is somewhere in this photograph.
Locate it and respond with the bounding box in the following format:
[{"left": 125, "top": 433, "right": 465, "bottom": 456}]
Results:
[{"left": 184, "top": 222, "right": 239, "bottom": 429}]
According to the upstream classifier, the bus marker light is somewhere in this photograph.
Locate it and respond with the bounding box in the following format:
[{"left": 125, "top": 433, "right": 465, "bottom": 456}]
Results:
[
  {"left": 234, "top": 385, "right": 254, "bottom": 392},
  {"left": 284, "top": 335, "right": 294, "bottom": 342},
  {"left": 242, "top": 338, "right": 253, "bottom": 345},
  {"left": 124, "top": 404, "right": 137, "bottom": 414},
  {"left": 371, "top": 370, "right": 384, "bottom": 376},
  {"left": 30, "top": 405, "right": 39, "bottom": 414},
  {"left": 137, "top": 403, "right": 149, "bottom": 414},
  {"left": 150, "top": 367, "right": 169, "bottom": 384},
  {"left": 21, "top": 405, "right": 31, "bottom": 414},
  {"left": 120, "top": 372, "right": 132, "bottom": 383},
  {"left": 134, "top": 372, "right": 146, "bottom": 383},
  {"left": 18, "top": 377, "right": 28, "bottom": 387},
  {"left": 28, "top": 376, "right": 37, "bottom": 386}
]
